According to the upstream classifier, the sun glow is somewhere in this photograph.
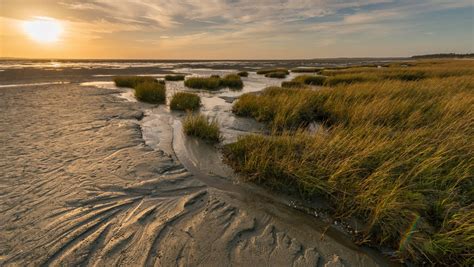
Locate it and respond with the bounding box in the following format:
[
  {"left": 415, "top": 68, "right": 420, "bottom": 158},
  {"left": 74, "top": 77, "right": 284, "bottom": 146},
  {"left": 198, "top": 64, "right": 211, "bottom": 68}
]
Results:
[{"left": 22, "top": 17, "right": 63, "bottom": 43}]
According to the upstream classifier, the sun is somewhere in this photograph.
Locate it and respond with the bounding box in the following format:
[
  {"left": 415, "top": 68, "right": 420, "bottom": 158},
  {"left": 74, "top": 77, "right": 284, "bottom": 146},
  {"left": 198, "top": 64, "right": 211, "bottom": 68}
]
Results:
[{"left": 22, "top": 17, "right": 63, "bottom": 43}]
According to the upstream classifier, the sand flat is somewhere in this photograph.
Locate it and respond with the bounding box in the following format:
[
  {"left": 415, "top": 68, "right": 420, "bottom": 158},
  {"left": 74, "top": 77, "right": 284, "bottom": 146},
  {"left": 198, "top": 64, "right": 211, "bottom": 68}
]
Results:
[{"left": 0, "top": 84, "right": 388, "bottom": 266}]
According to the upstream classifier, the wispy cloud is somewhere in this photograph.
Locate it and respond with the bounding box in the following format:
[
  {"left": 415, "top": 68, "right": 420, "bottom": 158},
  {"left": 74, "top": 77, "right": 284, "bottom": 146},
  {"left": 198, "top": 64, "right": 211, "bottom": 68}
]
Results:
[{"left": 1, "top": 0, "right": 472, "bottom": 58}]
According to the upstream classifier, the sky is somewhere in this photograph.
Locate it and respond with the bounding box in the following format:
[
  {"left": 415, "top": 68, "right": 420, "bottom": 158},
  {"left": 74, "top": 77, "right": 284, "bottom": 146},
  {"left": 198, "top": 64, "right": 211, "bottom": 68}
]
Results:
[{"left": 0, "top": 0, "right": 473, "bottom": 59}]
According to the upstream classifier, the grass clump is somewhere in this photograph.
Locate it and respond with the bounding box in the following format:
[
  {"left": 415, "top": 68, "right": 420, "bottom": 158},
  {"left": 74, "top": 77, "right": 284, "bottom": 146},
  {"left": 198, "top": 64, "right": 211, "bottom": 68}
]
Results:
[
  {"left": 237, "top": 71, "right": 249, "bottom": 77},
  {"left": 291, "top": 67, "right": 323, "bottom": 73},
  {"left": 265, "top": 72, "right": 288, "bottom": 79},
  {"left": 134, "top": 81, "right": 166, "bottom": 104},
  {"left": 114, "top": 76, "right": 157, "bottom": 88},
  {"left": 170, "top": 92, "right": 201, "bottom": 111},
  {"left": 165, "top": 74, "right": 185, "bottom": 81},
  {"left": 184, "top": 74, "right": 243, "bottom": 90},
  {"left": 256, "top": 68, "right": 289, "bottom": 75},
  {"left": 221, "top": 74, "right": 244, "bottom": 89},
  {"left": 185, "top": 77, "right": 222, "bottom": 90},
  {"left": 227, "top": 62, "right": 474, "bottom": 265},
  {"left": 293, "top": 75, "right": 326, "bottom": 86},
  {"left": 183, "top": 113, "right": 220, "bottom": 143}
]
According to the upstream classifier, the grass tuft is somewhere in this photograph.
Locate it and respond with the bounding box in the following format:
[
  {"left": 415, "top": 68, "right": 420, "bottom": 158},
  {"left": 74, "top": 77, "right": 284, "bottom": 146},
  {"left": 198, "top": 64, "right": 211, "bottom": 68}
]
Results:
[
  {"left": 237, "top": 71, "right": 249, "bottom": 77},
  {"left": 184, "top": 74, "right": 243, "bottom": 90},
  {"left": 264, "top": 71, "right": 288, "bottom": 79},
  {"left": 183, "top": 113, "right": 220, "bottom": 142},
  {"left": 184, "top": 77, "right": 222, "bottom": 90},
  {"left": 170, "top": 92, "right": 201, "bottom": 111},
  {"left": 114, "top": 76, "right": 157, "bottom": 88},
  {"left": 257, "top": 68, "right": 289, "bottom": 75},
  {"left": 134, "top": 81, "right": 166, "bottom": 104},
  {"left": 221, "top": 74, "right": 244, "bottom": 89}
]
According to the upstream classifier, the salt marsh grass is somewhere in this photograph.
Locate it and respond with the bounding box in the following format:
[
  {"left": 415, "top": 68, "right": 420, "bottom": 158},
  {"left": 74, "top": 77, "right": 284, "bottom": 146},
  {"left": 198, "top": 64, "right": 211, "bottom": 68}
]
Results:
[
  {"left": 183, "top": 113, "right": 220, "bottom": 142},
  {"left": 226, "top": 60, "right": 474, "bottom": 265},
  {"left": 170, "top": 92, "right": 201, "bottom": 111},
  {"left": 134, "top": 81, "right": 166, "bottom": 104},
  {"left": 114, "top": 76, "right": 157, "bottom": 88}
]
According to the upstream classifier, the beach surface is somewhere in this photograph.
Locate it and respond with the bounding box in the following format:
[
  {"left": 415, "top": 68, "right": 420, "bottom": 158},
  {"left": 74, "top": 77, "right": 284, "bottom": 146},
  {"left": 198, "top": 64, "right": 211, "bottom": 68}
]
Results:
[{"left": 0, "top": 73, "right": 391, "bottom": 266}]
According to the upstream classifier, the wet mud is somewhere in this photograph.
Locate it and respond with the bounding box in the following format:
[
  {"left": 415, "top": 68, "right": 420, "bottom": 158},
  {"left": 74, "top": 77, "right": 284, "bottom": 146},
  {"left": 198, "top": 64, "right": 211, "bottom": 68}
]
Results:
[{"left": 0, "top": 72, "right": 394, "bottom": 265}]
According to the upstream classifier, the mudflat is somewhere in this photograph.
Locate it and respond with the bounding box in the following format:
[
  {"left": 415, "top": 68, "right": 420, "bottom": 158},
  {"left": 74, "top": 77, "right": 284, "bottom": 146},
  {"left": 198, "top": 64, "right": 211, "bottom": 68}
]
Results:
[{"left": 0, "top": 84, "right": 386, "bottom": 266}]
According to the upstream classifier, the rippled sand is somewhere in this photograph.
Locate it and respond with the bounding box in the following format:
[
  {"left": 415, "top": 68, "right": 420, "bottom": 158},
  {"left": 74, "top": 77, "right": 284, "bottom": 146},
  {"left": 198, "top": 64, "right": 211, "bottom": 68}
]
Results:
[{"left": 0, "top": 84, "right": 388, "bottom": 266}]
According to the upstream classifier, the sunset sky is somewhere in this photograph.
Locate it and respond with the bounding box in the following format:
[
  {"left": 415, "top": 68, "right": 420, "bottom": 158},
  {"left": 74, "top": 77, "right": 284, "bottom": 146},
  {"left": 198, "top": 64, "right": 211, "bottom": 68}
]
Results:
[{"left": 1, "top": 0, "right": 473, "bottom": 59}]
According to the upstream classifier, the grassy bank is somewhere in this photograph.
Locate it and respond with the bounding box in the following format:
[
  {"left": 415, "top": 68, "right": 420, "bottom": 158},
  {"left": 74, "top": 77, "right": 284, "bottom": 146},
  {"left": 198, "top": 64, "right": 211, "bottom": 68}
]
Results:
[
  {"left": 170, "top": 92, "right": 200, "bottom": 111},
  {"left": 281, "top": 81, "right": 305, "bottom": 88},
  {"left": 321, "top": 60, "right": 474, "bottom": 86},
  {"left": 183, "top": 113, "right": 220, "bottom": 142},
  {"left": 292, "top": 75, "right": 326, "bottom": 86},
  {"left": 225, "top": 61, "right": 474, "bottom": 265}
]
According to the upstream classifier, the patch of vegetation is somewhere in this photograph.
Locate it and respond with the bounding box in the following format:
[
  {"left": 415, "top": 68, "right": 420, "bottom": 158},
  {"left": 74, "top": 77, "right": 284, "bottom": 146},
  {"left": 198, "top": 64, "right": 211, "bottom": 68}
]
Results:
[
  {"left": 233, "top": 87, "right": 330, "bottom": 130},
  {"left": 165, "top": 74, "right": 185, "bottom": 81},
  {"left": 412, "top": 53, "right": 474, "bottom": 59},
  {"left": 256, "top": 68, "right": 289, "bottom": 75},
  {"left": 291, "top": 67, "right": 323, "bottom": 73},
  {"left": 183, "top": 113, "right": 220, "bottom": 143},
  {"left": 324, "top": 73, "right": 376, "bottom": 86},
  {"left": 134, "top": 81, "right": 166, "bottom": 104},
  {"left": 221, "top": 74, "right": 244, "bottom": 89},
  {"left": 184, "top": 74, "right": 243, "bottom": 90},
  {"left": 114, "top": 76, "right": 157, "bottom": 88},
  {"left": 281, "top": 81, "right": 304, "bottom": 88},
  {"left": 226, "top": 61, "right": 474, "bottom": 265},
  {"left": 211, "top": 75, "right": 221, "bottom": 78},
  {"left": 293, "top": 75, "right": 326, "bottom": 86},
  {"left": 321, "top": 60, "right": 474, "bottom": 86},
  {"left": 264, "top": 72, "right": 288, "bottom": 79},
  {"left": 382, "top": 71, "right": 426, "bottom": 81},
  {"left": 184, "top": 77, "right": 222, "bottom": 90},
  {"left": 170, "top": 92, "right": 201, "bottom": 111},
  {"left": 237, "top": 71, "right": 249, "bottom": 77}
]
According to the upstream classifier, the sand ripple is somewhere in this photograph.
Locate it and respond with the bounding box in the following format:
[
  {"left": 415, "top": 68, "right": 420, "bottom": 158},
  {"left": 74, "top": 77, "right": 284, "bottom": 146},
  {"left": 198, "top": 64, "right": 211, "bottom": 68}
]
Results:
[{"left": 0, "top": 84, "right": 385, "bottom": 266}]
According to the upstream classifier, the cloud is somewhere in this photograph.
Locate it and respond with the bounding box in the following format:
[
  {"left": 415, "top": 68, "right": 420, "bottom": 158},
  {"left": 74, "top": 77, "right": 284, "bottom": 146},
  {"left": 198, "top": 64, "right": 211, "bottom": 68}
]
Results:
[{"left": 1, "top": 0, "right": 472, "bottom": 58}]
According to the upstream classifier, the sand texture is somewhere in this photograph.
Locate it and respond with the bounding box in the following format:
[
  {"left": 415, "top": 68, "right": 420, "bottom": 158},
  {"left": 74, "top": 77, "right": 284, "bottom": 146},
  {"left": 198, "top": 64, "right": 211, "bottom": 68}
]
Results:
[{"left": 0, "top": 84, "right": 386, "bottom": 266}]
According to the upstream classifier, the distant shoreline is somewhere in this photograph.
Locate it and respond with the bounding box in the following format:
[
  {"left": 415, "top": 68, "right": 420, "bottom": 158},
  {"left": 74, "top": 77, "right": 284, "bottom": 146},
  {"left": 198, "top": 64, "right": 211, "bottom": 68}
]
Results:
[{"left": 2, "top": 52, "right": 473, "bottom": 62}]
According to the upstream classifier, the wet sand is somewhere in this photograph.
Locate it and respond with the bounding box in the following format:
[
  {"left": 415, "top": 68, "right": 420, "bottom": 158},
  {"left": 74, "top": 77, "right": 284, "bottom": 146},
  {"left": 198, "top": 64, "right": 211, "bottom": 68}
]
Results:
[
  {"left": 0, "top": 58, "right": 406, "bottom": 86},
  {"left": 0, "top": 79, "right": 394, "bottom": 266}
]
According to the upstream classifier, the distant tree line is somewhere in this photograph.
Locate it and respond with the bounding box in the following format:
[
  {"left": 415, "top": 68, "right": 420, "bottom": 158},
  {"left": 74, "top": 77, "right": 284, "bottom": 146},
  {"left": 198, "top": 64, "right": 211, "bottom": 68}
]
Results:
[{"left": 412, "top": 53, "right": 474, "bottom": 59}]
